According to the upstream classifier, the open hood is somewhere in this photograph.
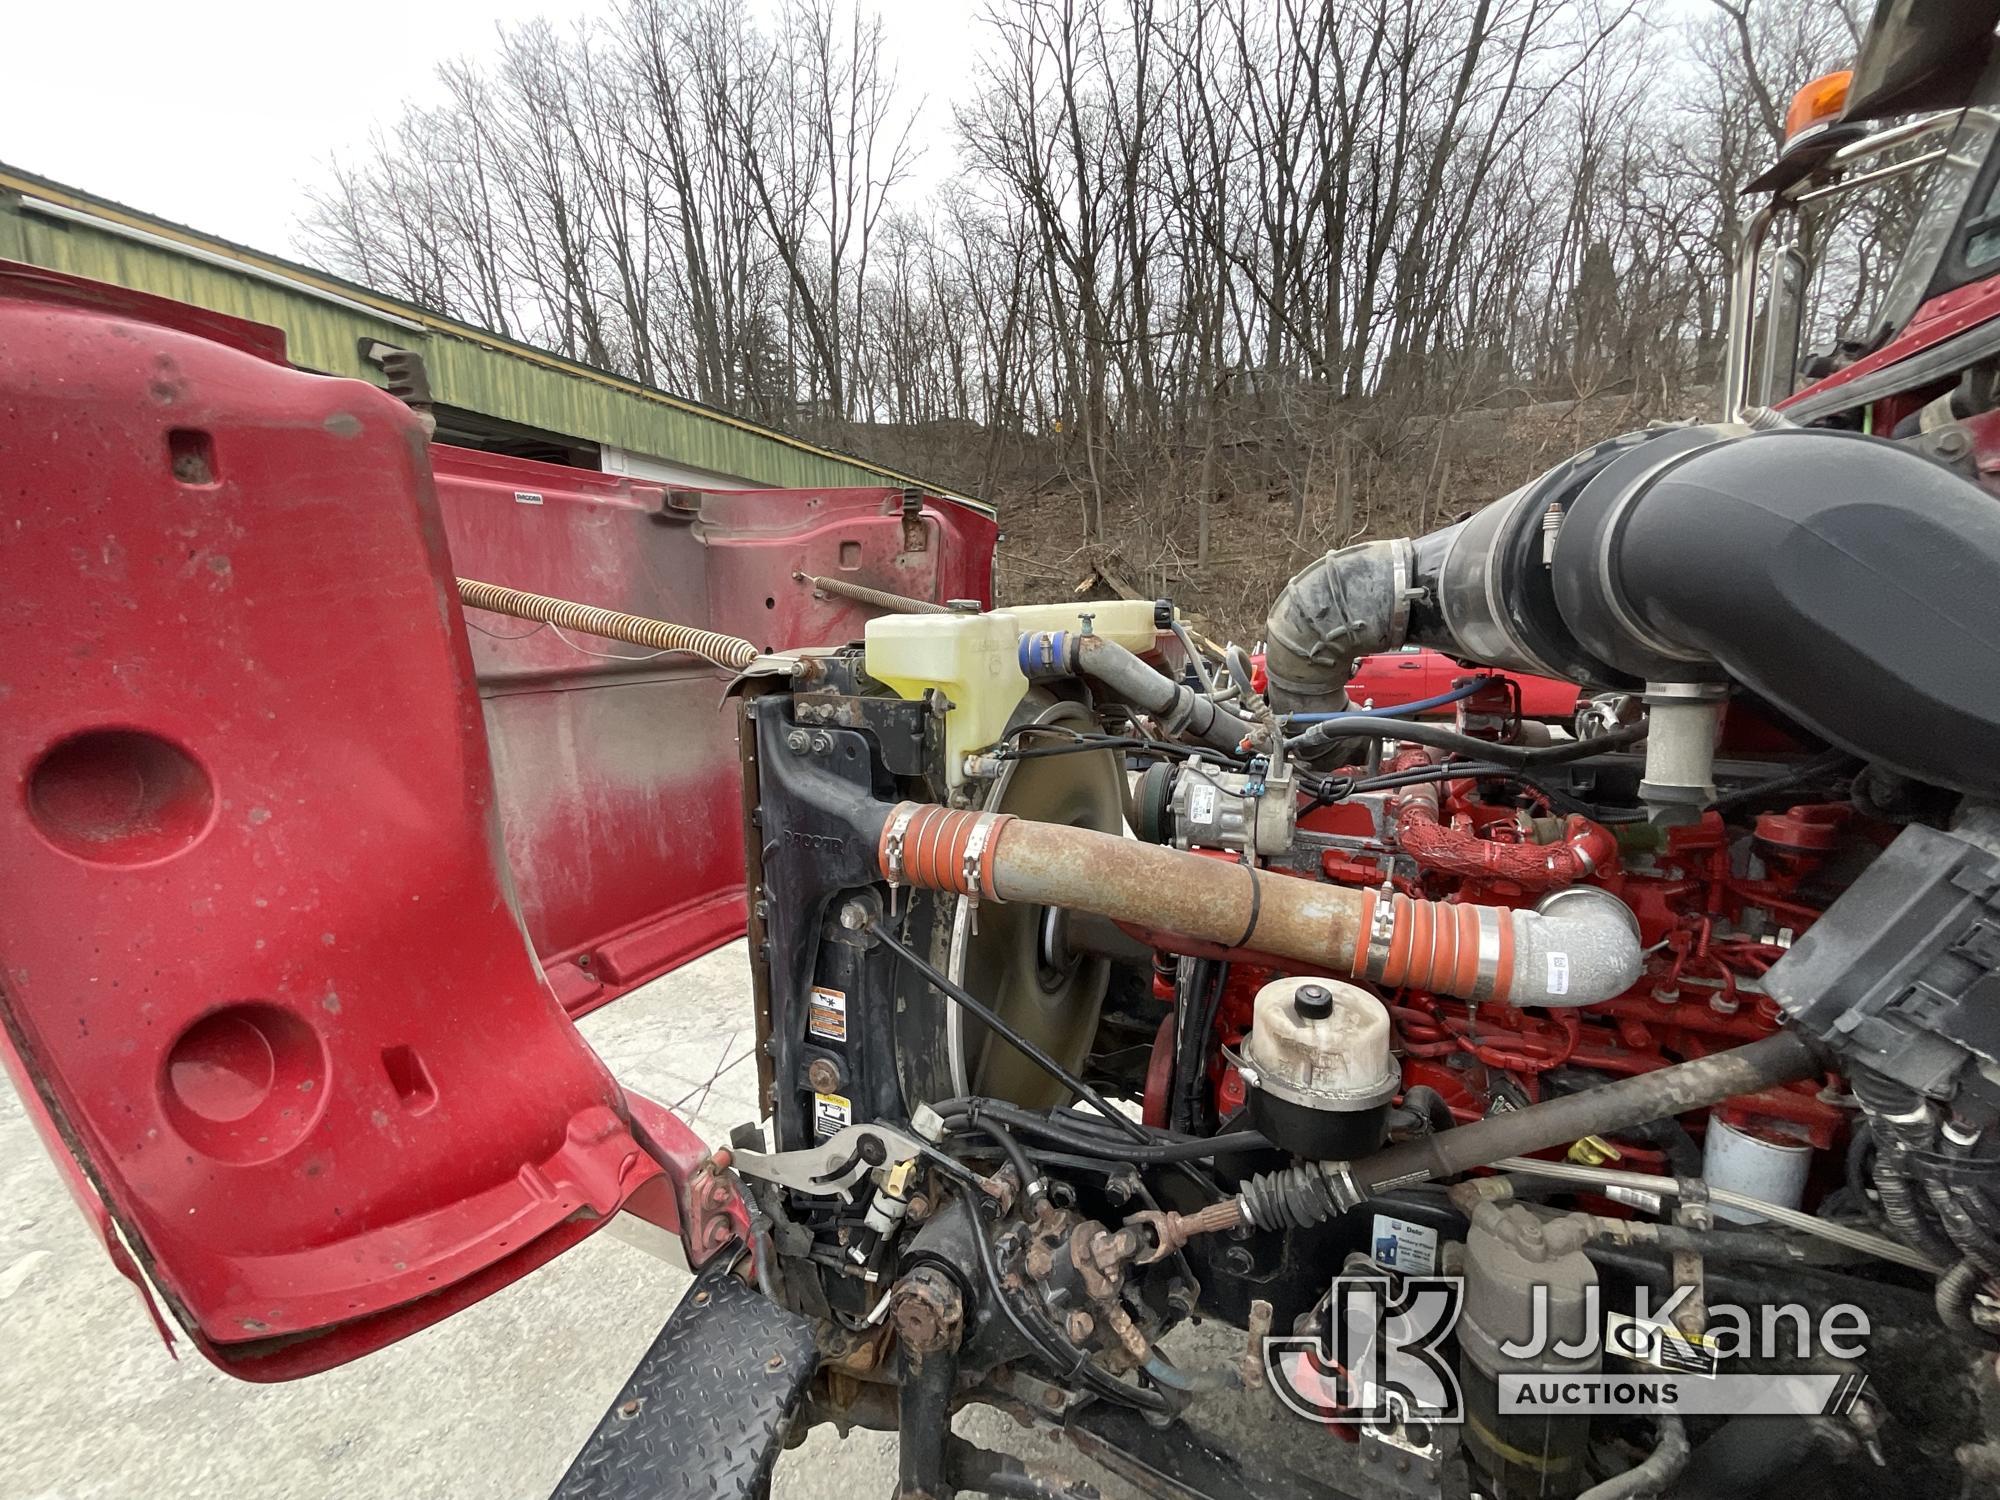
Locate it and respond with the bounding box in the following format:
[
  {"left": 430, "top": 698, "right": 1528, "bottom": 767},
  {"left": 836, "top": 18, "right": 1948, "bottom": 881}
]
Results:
[{"left": 0, "top": 261, "right": 994, "bottom": 1377}]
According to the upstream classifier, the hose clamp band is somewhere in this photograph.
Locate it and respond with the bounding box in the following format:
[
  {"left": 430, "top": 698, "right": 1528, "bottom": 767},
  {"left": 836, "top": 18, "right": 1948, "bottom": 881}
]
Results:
[
  {"left": 883, "top": 805, "right": 918, "bottom": 885},
  {"left": 1472, "top": 906, "right": 1504, "bottom": 1001},
  {"left": 1326, "top": 1162, "right": 1364, "bottom": 1215},
  {"left": 962, "top": 813, "right": 998, "bottom": 898},
  {"left": 1387, "top": 537, "right": 1416, "bottom": 643},
  {"left": 1361, "top": 889, "right": 1398, "bottom": 983}
]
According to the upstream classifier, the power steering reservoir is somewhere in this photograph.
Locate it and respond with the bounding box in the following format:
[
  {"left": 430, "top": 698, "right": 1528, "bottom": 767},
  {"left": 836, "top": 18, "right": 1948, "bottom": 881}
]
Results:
[{"left": 1242, "top": 976, "right": 1398, "bottom": 1159}]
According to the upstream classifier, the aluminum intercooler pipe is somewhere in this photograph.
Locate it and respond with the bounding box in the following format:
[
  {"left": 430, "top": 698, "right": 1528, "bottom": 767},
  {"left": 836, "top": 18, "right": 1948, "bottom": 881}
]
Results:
[{"left": 877, "top": 802, "right": 1641, "bottom": 1007}]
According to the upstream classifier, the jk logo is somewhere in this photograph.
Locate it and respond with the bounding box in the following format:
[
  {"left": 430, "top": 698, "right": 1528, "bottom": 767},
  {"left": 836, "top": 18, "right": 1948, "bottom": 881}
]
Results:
[{"left": 1265, "top": 1274, "right": 1466, "bottom": 1425}]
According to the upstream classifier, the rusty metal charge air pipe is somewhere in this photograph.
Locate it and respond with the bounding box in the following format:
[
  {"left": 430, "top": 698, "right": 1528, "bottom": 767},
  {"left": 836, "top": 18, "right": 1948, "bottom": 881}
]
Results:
[{"left": 876, "top": 802, "right": 1641, "bottom": 1008}]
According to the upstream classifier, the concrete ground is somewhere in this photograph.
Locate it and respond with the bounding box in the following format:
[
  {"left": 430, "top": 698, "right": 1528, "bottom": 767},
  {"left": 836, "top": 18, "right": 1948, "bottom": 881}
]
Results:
[{"left": 0, "top": 940, "right": 1300, "bottom": 1500}]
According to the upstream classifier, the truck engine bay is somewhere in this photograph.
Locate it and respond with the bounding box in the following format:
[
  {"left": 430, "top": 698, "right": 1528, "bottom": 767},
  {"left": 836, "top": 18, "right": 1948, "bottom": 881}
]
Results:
[
  {"left": 15, "top": 9, "right": 2000, "bottom": 1488},
  {"left": 717, "top": 420, "right": 2000, "bottom": 1500}
]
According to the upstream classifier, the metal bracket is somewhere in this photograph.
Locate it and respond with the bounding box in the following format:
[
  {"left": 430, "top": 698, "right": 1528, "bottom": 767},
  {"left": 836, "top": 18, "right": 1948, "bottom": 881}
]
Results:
[{"left": 731, "top": 1122, "right": 928, "bottom": 1196}]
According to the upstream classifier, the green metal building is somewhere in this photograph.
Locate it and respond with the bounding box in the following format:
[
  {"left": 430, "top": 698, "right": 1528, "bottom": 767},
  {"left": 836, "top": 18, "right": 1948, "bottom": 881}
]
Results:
[{"left": 0, "top": 161, "right": 981, "bottom": 507}]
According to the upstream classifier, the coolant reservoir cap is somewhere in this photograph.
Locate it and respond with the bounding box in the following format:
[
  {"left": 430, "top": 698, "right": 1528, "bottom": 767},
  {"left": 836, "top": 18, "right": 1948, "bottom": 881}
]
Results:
[{"left": 1245, "top": 976, "right": 1399, "bottom": 1111}]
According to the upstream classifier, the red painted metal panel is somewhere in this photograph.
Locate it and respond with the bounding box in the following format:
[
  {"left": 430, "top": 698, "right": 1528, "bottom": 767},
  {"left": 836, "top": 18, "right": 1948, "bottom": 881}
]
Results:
[
  {"left": 0, "top": 262, "right": 664, "bottom": 1378},
  {"left": 1783, "top": 272, "right": 2000, "bottom": 411},
  {"left": 431, "top": 451, "right": 998, "bottom": 1016},
  {"left": 1347, "top": 649, "right": 1580, "bottom": 719}
]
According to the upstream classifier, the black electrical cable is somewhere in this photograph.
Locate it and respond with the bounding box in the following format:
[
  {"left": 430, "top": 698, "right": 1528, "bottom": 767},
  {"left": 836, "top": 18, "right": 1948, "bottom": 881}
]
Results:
[
  {"left": 1004, "top": 739, "right": 1218, "bottom": 764},
  {"left": 963, "top": 1107, "right": 1046, "bottom": 1206},
  {"left": 1706, "top": 749, "right": 1857, "bottom": 812},
  {"left": 996, "top": 725, "right": 1238, "bottom": 765},
  {"left": 938, "top": 1097, "right": 1275, "bottom": 1162},
  {"left": 1307, "top": 759, "right": 1650, "bottom": 823},
  {"left": 1332, "top": 749, "right": 1852, "bottom": 826},
  {"left": 1290, "top": 716, "right": 1647, "bottom": 765},
  {"left": 1172, "top": 960, "right": 1227, "bottom": 1134},
  {"left": 1845, "top": 1120, "right": 1879, "bottom": 1223},
  {"left": 866, "top": 919, "right": 1152, "bottom": 1147}
]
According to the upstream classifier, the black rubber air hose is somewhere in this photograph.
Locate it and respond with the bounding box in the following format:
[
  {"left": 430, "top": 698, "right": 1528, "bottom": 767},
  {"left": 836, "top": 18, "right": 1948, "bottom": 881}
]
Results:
[{"left": 1290, "top": 716, "right": 1646, "bottom": 766}]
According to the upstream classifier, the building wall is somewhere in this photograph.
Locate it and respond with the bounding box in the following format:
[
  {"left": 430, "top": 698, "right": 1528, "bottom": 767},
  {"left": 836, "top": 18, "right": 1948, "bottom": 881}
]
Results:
[{"left": 0, "top": 164, "right": 988, "bottom": 511}]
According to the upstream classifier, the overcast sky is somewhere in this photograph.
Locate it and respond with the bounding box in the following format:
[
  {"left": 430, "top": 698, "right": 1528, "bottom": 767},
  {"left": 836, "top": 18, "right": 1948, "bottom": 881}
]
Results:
[{"left": 0, "top": 0, "right": 981, "bottom": 262}]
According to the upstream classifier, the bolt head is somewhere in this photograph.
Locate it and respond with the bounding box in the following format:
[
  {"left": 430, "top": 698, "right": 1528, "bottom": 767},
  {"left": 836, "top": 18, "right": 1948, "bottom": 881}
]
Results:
[{"left": 785, "top": 730, "right": 810, "bottom": 752}]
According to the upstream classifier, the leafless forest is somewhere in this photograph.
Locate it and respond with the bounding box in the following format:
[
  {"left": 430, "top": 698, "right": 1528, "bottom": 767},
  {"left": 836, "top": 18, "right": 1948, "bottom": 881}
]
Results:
[{"left": 301, "top": 0, "right": 1902, "bottom": 634}]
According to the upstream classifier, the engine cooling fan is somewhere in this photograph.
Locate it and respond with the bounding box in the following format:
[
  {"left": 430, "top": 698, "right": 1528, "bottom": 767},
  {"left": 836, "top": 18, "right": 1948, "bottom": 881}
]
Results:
[{"left": 944, "top": 696, "right": 1126, "bottom": 1109}]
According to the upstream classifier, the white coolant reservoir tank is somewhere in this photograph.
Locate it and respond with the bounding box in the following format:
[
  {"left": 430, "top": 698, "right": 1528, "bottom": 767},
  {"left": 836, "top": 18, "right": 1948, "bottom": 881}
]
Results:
[
  {"left": 1702, "top": 1116, "right": 1811, "bottom": 1223},
  {"left": 1243, "top": 977, "right": 1399, "bottom": 1159},
  {"left": 864, "top": 609, "right": 1027, "bottom": 786},
  {"left": 1006, "top": 599, "right": 1163, "bottom": 654}
]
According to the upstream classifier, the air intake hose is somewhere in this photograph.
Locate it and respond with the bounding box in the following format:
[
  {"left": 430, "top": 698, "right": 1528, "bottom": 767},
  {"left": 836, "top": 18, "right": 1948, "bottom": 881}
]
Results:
[{"left": 1263, "top": 425, "right": 2000, "bottom": 797}]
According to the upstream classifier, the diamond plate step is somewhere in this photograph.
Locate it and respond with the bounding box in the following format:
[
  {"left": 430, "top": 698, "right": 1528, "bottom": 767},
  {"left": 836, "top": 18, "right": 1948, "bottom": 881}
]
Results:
[{"left": 550, "top": 1261, "right": 821, "bottom": 1500}]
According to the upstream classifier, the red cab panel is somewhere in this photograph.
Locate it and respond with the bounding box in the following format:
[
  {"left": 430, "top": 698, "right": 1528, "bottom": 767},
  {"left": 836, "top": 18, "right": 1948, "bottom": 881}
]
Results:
[{"left": 0, "top": 263, "right": 663, "bottom": 1378}]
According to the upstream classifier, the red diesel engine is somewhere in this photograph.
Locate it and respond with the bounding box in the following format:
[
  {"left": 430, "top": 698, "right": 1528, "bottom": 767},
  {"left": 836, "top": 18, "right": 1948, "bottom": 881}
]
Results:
[{"left": 1140, "top": 676, "right": 1856, "bottom": 1222}]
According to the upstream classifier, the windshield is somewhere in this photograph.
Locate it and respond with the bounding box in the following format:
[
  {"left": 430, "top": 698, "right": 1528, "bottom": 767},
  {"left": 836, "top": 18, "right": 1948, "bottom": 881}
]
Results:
[{"left": 1856, "top": 105, "right": 2000, "bottom": 346}]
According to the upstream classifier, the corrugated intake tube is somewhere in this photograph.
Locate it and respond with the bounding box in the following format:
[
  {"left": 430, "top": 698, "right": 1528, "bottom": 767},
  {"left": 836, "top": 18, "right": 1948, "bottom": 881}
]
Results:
[
  {"left": 876, "top": 803, "right": 1640, "bottom": 1007},
  {"left": 455, "top": 577, "right": 759, "bottom": 670}
]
